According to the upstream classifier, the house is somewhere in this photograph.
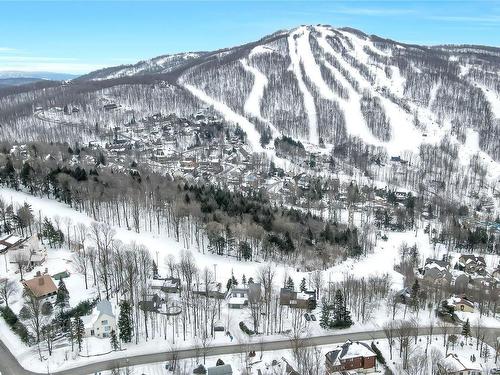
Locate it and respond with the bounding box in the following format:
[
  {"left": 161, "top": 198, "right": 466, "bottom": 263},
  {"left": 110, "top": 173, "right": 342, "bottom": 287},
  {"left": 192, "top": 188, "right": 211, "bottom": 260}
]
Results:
[
  {"left": 280, "top": 288, "right": 317, "bottom": 310},
  {"left": 446, "top": 295, "right": 475, "bottom": 313},
  {"left": 192, "top": 282, "right": 225, "bottom": 299},
  {"left": 207, "top": 364, "right": 232, "bottom": 375},
  {"left": 425, "top": 257, "right": 449, "bottom": 269},
  {"left": 437, "top": 353, "right": 483, "bottom": 374},
  {"left": 7, "top": 235, "right": 46, "bottom": 267},
  {"left": 227, "top": 283, "right": 262, "bottom": 309},
  {"left": 228, "top": 287, "right": 249, "bottom": 309},
  {"left": 82, "top": 300, "right": 117, "bottom": 338},
  {"left": 395, "top": 287, "right": 412, "bottom": 304},
  {"left": 423, "top": 262, "right": 452, "bottom": 286},
  {"left": 151, "top": 277, "right": 181, "bottom": 293},
  {"left": 457, "top": 255, "right": 486, "bottom": 275},
  {"left": 0, "top": 234, "right": 24, "bottom": 254},
  {"left": 22, "top": 272, "right": 58, "bottom": 302},
  {"left": 325, "top": 340, "right": 377, "bottom": 373}
]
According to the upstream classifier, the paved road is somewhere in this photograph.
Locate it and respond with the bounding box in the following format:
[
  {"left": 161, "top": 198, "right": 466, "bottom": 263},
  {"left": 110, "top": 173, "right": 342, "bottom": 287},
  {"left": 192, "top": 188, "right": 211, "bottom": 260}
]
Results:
[{"left": 1, "top": 326, "right": 498, "bottom": 375}]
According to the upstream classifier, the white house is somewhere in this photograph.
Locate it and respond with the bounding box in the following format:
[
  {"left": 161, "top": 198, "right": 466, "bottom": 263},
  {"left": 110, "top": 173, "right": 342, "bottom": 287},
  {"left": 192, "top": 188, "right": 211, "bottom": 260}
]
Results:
[
  {"left": 82, "top": 300, "right": 117, "bottom": 338},
  {"left": 6, "top": 235, "right": 46, "bottom": 267}
]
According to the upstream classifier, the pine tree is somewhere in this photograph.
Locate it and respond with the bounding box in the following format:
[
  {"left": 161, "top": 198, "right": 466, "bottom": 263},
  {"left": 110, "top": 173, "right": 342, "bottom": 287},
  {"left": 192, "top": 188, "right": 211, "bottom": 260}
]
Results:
[
  {"left": 284, "top": 232, "right": 295, "bottom": 253},
  {"left": 299, "top": 278, "right": 307, "bottom": 292},
  {"left": 55, "top": 279, "right": 70, "bottom": 311},
  {"left": 152, "top": 260, "right": 158, "bottom": 277},
  {"left": 462, "top": 319, "right": 471, "bottom": 344},
  {"left": 333, "top": 289, "right": 344, "bottom": 326},
  {"left": 319, "top": 300, "right": 331, "bottom": 329},
  {"left": 239, "top": 241, "right": 252, "bottom": 261},
  {"left": 118, "top": 300, "right": 133, "bottom": 343},
  {"left": 241, "top": 274, "right": 247, "bottom": 286},
  {"left": 409, "top": 279, "right": 420, "bottom": 311},
  {"left": 286, "top": 276, "right": 295, "bottom": 290},
  {"left": 73, "top": 316, "right": 85, "bottom": 352},
  {"left": 110, "top": 329, "right": 119, "bottom": 351},
  {"left": 332, "top": 289, "right": 353, "bottom": 328},
  {"left": 231, "top": 273, "right": 238, "bottom": 287}
]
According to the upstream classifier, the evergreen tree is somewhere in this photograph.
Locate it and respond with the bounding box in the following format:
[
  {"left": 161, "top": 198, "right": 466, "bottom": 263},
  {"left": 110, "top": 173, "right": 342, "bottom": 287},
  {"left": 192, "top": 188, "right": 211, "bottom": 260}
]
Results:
[
  {"left": 239, "top": 241, "right": 252, "bottom": 261},
  {"left": 73, "top": 316, "right": 85, "bottom": 352},
  {"left": 110, "top": 329, "right": 119, "bottom": 351},
  {"left": 409, "top": 279, "right": 420, "bottom": 311},
  {"left": 286, "top": 276, "right": 295, "bottom": 290},
  {"left": 241, "top": 274, "right": 247, "bottom": 286},
  {"left": 332, "top": 289, "right": 353, "bottom": 328},
  {"left": 118, "top": 300, "right": 133, "bottom": 343},
  {"left": 299, "top": 278, "right": 307, "bottom": 292},
  {"left": 152, "top": 260, "right": 158, "bottom": 277},
  {"left": 319, "top": 300, "right": 331, "bottom": 329},
  {"left": 55, "top": 279, "right": 70, "bottom": 310},
  {"left": 284, "top": 232, "right": 295, "bottom": 253},
  {"left": 231, "top": 273, "right": 238, "bottom": 287},
  {"left": 462, "top": 319, "right": 471, "bottom": 344}
]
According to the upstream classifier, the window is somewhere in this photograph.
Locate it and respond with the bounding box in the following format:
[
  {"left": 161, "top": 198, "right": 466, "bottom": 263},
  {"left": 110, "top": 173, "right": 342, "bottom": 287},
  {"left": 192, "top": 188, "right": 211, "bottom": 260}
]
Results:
[
  {"left": 102, "top": 320, "right": 108, "bottom": 325},
  {"left": 105, "top": 326, "right": 111, "bottom": 332}
]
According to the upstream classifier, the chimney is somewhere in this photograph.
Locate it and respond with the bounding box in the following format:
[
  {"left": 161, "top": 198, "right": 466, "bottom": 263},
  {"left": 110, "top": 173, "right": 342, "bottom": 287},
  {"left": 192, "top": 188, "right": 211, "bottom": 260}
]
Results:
[{"left": 38, "top": 277, "right": 44, "bottom": 286}]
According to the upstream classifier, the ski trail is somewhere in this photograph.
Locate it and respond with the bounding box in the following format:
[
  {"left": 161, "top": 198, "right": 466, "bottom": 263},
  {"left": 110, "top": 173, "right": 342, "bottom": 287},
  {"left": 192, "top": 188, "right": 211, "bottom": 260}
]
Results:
[
  {"left": 240, "top": 58, "right": 280, "bottom": 139},
  {"left": 314, "top": 28, "right": 382, "bottom": 147},
  {"left": 317, "top": 26, "right": 422, "bottom": 154},
  {"left": 288, "top": 27, "right": 318, "bottom": 145},
  {"left": 295, "top": 28, "right": 336, "bottom": 100},
  {"left": 182, "top": 83, "right": 264, "bottom": 152}
]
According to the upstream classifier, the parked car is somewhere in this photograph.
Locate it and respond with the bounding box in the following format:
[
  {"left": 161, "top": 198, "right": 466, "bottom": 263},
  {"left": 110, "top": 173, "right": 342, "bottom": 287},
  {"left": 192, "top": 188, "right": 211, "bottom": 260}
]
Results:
[
  {"left": 304, "top": 313, "right": 311, "bottom": 321},
  {"left": 310, "top": 314, "right": 316, "bottom": 321}
]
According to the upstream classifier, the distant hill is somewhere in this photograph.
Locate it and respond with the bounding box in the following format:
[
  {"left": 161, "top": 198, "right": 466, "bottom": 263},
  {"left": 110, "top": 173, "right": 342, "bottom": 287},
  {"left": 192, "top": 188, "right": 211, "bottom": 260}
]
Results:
[{"left": 0, "top": 71, "right": 78, "bottom": 81}]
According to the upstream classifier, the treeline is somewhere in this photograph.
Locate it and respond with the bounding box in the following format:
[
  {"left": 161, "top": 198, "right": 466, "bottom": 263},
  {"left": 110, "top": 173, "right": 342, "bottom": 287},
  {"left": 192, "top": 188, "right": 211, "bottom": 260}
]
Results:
[{"left": 0, "top": 141, "right": 364, "bottom": 269}]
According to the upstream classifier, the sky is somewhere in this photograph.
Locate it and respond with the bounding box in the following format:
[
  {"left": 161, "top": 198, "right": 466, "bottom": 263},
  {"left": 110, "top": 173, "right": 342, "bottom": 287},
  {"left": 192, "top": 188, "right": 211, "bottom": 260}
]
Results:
[{"left": 0, "top": 0, "right": 499, "bottom": 75}]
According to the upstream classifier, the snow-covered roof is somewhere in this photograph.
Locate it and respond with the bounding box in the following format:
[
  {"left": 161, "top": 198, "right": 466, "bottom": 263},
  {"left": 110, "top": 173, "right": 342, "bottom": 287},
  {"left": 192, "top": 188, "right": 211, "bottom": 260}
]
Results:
[
  {"left": 325, "top": 340, "right": 375, "bottom": 365},
  {"left": 426, "top": 262, "right": 445, "bottom": 272},
  {"left": 228, "top": 297, "right": 247, "bottom": 305},
  {"left": 439, "top": 353, "right": 482, "bottom": 372},
  {"left": 96, "top": 300, "right": 114, "bottom": 317}
]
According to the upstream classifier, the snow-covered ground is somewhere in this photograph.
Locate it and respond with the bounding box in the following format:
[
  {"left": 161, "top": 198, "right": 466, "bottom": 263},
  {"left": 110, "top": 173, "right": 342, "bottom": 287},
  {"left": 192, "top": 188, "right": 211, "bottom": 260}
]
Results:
[{"left": 1, "top": 187, "right": 499, "bottom": 373}]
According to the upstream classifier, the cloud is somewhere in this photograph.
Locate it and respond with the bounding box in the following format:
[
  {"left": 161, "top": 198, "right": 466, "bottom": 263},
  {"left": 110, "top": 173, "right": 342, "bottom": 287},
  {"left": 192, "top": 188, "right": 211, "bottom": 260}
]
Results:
[{"left": 0, "top": 47, "right": 17, "bottom": 53}]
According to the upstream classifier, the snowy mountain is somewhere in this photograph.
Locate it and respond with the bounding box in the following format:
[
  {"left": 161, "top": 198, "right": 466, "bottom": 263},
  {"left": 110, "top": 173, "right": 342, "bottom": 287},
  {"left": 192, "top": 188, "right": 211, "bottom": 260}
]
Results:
[
  {"left": 2, "top": 24, "right": 499, "bottom": 169},
  {"left": 77, "top": 52, "right": 207, "bottom": 81},
  {"left": 75, "top": 25, "right": 500, "bottom": 162}
]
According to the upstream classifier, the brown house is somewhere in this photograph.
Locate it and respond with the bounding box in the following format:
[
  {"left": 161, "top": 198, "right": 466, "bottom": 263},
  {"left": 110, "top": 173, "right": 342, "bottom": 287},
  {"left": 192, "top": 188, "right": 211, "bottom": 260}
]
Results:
[
  {"left": 325, "top": 340, "right": 377, "bottom": 374},
  {"left": 23, "top": 272, "right": 58, "bottom": 302},
  {"left": 280, "top": 288, "right": 317, "bottom": 310}
]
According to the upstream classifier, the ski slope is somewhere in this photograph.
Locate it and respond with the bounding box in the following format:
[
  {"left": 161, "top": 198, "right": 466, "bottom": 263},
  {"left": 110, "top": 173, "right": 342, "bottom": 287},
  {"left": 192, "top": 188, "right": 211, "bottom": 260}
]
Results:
[{"left": 287, "top": 27, "right": 319, "bottom": 145}]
